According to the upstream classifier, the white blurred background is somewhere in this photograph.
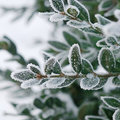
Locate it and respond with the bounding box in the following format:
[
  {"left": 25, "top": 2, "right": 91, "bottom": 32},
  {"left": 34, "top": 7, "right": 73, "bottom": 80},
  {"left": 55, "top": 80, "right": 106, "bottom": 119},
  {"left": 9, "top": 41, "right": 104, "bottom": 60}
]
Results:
[{"left": 0, "top": 0, "right": 53, "bottom": 119}]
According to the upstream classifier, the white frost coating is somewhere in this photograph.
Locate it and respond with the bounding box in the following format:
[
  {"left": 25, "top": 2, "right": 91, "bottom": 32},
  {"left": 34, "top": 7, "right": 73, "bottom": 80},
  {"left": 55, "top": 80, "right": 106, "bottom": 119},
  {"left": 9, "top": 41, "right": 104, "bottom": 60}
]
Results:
[
  {"left": 85, "top": 115, "right": 105, "bottom": 120},
  {"left": 67, "top": 0, "right": 90, "bottom": 21},
  {"left": 11, "top": 69, "right": 35, "bottom": 82},
  {"left": 113, "top": 109, "right": 120, "bottom": 120},
  {"left": 27, "top": 63, "right": 41, "bottom": 74},
  {"left": 38, "top": 12, "right": 55, "bottom": 16},
  {"left": 49, "top": 0, "right": 64, "bottom": 13},
  {"left": 98, "top": 48, "right": 115, "bottom": 71},
  {"left": 45, "top": 78, "right": 65, "bottom": 88},
  {"left": 50, "top": 13, "right": 66, "bottom": 22},
  {"left": 86, "top": 73, "right": 94, "bottom": 79},
  {"left": 67, "top": 20, "right": 90, "bottom": 29},
  {"left": 102, "top": 21, "right": 120, "bottom": 36},
  {"left": 105, "top": 36, "right": 118, "bottom": 46},
  {"left": 96, "top": 39, "right": 106, "bottom": 47},
  {"left": 21, "top": 79, "right": 40, "bottom": 89},
  {"left": 93, "top": 23, "right": 102, "bottom": 29},
  {"left": 68, "top": 44, "right": 81, "bottom": 73},
  {"left": 65, "top": 5, "right": 80, "bottom": 17},
  {"left": 101, "top": 96, "right": 120, "bottom": 109},
  {"left": 98, "top": 0, "right": 112, "bottom": 12},
  {"left": 80, "top": 76, "right": 100, "bottom": 90},
  {"left": 114, "top": 9, "right": 120, "bottom": 20}
]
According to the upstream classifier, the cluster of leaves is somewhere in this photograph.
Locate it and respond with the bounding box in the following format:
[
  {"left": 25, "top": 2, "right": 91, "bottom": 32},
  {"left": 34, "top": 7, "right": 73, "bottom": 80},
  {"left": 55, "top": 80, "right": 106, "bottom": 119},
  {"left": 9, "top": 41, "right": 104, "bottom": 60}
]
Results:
[{"left": 1, "top": 0, "right": 120, "bottom": 120}]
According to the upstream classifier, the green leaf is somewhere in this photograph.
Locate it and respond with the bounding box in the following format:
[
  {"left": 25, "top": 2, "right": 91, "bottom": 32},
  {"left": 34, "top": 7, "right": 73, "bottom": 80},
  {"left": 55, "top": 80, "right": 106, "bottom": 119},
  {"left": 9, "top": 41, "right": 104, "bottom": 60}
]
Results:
[
  {"left": 69, "top": 44, "right": 82, "bottom": 73},
  {"left": 57, "top": 77, "right": 76, "bottom": 88},
  {"left": 66, "top": 5, "right": 79, "bottom": 17},
  {"left": 48, "top": 41, "right": 69, "bottom": 50},
  {"left": 100, "top": 106, "right": 114, "bottom": 120},
  {"left": 99, "top": 0, "right": 113, "bottom": 11},
  {"left": 95, "top": 14, "right": 111, "bottom": 25},
  {"left": 68, "top": 0, "right": 90, "bottom": 21},
  {"left": 92, "top": 77, "right": 108, "bottom": 90},
  {"left": 49, "top": 0, "right": 64, "bottom": 12},
  {"left": 52, "top": 61, "right": 62, "bottom": 74},
  {"left": 44, "top": 58, "right": 56, "bottom": 74},
  {"left": 63, "top": 31, "right": 80, "bottom": 46},
  {"left": 98, "top": 48, "right": 115, "bottom": 72},
  {"left": 33, "top": 98, "right": 44, "bottom": 109},
  {"left": 81, "top": 59, "right": 93, "bottom": 74},
  {"left": 96, "top": 39, "right": 107, "bottom": 47},
  {"left": 112, "top": 76, "right": 120, "bottom": 87},
  {"left": 85, "top": 32, "right": 103, "bottom": 48},
  {"left": 11, "top": 70, "right": 36, "bottom": 82},
  {"left": 45, "top": 97, "right": 54, "bottom": 108},
  {"left": 113, "top": 109, "right": 120, "bottom": 120},
  {"left": 78, "top": 102, "right": 98, "bottom": 120},
  {"left": 101, "top": 96, "right": 120, "bottom": 109},
  {"left": 27, "top": 63, "right": 41, "bottom": 74},
  {"left": 80, "top": 74, "right": 100, "bottom": 90},
  {"left": 106, "top": 36, "right": 118, "bottom": 46}
]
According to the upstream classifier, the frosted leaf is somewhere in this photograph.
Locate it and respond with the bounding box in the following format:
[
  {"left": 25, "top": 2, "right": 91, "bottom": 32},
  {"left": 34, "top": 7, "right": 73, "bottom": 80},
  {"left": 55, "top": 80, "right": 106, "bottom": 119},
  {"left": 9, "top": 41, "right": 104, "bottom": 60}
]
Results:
[
  {"left": 11, "top": 69, "right": 36, "bottom": 82},
  {"left": 45, "top": 78, "right": 65, "bottom": 88},
  {"left": 101, "top": 96, "right": 120, "bottom": 109},
  {"left": 112, "top": 76, "right": 120, "bottom": 87},
  {"left": 98, "top": 0, "right": 113, "bottom": 12},
  {"left": 114, "top": 9, "right": 120, "bottom": 20},
  {"left": 105, "top": 36, "right": 118, "bottom": 46},
  {"left": 68, "top": 0, "right": 90, "bottom": 22},
  {"left": 113, "top": 109, "right": 120, "bottom": 120},
  {"left": 58, "top": 78, "right": 76, "bottom": 88},
  {"left": 44, "top": 57, "right": 56, "bottom": 74},
  {"left": 92, "top": 78, "right": 108, "bottom": 90},
  {"left": 65, "top": 5, "right": 80, "bottom": 18},
  {"left": 96, "top": 39, "right": 107, "bottom": 47},
  {"left": 85, "top": 115, "right": 105, "bottom": 120},
  {"left": 67, "top": 20, "right": 90, "bottom": 29},
  {"left": 21, "top": 79, "right": 40, "bottom": 89},
  {"left": 98, "top": 48, "right": 115, "bottom": 72},
  {"left": 81, "top": 59, "right": 94, "bottom": 74},
  {"left": 95, "top": 14, "right": 111, "bottom": 26},
  {"left": 27, "top": 63, "right": 41, "bottom": 74},
  {"left": 69, "top": 44, "right": 82, "bottom": 73},
  {"left": 50, "top": 13, "right": 67, "bottom": 22},
  {"left": 49, "top": 0, "right": 64, "bottom": 12},
  {"left": 52, "top": 61, "right": 62, "bottom": 74},
  {"left": 102, "top": 22, "right": 120, "bottom": 36},
  {"left": 80, "top": 75, "right": 100, "bottom": 90}
]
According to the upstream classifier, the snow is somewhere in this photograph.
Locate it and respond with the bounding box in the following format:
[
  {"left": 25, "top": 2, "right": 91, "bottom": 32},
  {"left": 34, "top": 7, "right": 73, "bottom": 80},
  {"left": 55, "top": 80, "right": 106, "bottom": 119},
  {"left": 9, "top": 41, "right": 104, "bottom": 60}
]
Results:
[{"left": 0, "top": 0, "right": 54, "bottom": 119}]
